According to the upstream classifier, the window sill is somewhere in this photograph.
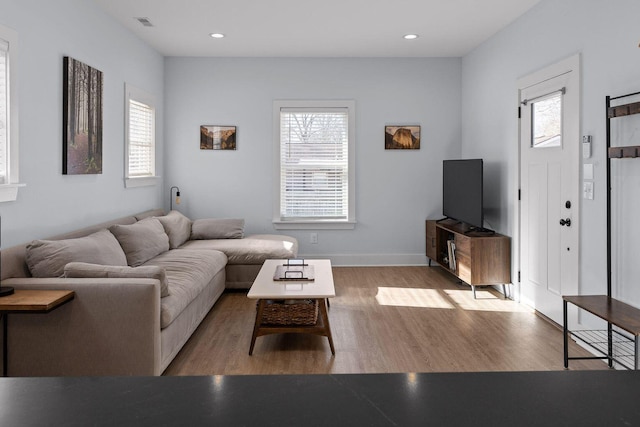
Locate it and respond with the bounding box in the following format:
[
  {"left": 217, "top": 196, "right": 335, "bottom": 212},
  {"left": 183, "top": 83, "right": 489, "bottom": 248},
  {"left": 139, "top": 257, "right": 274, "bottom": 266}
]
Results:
[
  {"left": 0, "top": 183, "right": 26, "bottom": 202},
  {"left": 125, "top": 176, "right": 160, "bottom": 188},
  {"left": 273, "top": 220, "right": 356, "bottom": 230}
]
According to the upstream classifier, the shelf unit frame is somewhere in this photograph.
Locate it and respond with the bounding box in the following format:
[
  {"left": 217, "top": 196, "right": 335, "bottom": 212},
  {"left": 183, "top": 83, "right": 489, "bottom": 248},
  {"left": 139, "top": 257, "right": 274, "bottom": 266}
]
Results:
[{"left": 564, "top": 90, "right": 640, "bottom": 370}]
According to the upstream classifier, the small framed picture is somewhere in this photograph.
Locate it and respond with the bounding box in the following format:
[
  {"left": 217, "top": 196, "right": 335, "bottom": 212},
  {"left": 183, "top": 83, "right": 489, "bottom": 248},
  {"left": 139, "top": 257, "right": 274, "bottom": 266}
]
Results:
[
  {"left": 200, "top": 125, "right": 236, "bottom": 150},
  {"left": 385, "top": 125, "right": 420, "bottom": 150}
]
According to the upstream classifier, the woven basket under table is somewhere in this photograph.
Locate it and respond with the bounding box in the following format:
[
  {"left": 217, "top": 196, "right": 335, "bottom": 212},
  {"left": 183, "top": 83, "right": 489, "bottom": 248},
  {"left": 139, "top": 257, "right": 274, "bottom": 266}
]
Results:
[{"left": 260, "top": 299, "right": 319, "bottom": 326}]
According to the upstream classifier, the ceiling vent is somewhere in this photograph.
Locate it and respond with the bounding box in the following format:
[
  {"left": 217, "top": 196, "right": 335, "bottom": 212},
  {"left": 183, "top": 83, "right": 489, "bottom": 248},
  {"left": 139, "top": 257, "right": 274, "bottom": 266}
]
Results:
[{"left": 135, "top": 17, "right": 154, "bottom": 27}]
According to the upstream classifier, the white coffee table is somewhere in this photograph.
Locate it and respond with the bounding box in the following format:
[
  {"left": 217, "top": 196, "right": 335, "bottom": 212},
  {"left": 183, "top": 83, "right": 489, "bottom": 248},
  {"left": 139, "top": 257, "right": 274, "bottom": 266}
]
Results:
[{"left": 247, "top": 259, "right": 335, "bottom": 355}]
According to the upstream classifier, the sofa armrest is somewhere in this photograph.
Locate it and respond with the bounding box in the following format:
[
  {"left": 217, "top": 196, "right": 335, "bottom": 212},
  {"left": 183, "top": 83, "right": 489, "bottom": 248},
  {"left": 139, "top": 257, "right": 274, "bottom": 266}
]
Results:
[{"left": 0, "top": 277, "right": 162, "bottom": 376}]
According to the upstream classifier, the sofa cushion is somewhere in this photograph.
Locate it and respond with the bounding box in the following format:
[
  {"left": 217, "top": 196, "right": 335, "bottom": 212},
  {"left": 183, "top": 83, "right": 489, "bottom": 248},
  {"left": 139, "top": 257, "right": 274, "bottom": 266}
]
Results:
[
  {"left": 63, "top": 262, "right": 170, "bottom": 297},
  {"left": 143, "top": 249, "right": 227, "bottom": 328},
  {"left": 156, "top": 210, "right": 192, "bottom": 249},
  {"left": 25, "top": 229, "right": 127, "bottom": 278},
  {"left": 179, "top": 234, "right": 298, "bottom": 265},
  {"left": 190, "top": 218, "right": 244, "bottom": 240},
  {"left": 110, "top": 218, "right": 170, "bottom": 267}
]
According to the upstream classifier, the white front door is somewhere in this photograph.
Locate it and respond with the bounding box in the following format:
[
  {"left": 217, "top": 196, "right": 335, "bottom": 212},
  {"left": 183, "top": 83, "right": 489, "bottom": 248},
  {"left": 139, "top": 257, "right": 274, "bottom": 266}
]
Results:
[{"left": 519, "top": 55, "right": 580, "bottom": 326}]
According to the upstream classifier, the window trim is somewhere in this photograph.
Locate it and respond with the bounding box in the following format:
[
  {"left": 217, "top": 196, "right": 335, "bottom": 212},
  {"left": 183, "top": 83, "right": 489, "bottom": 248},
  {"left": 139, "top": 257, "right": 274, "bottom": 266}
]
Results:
[
  {"left": 272, "top": 100, "right": 356, "bottom": 230},
  {"left": 0, "top": 24, "right": 24, "bottom": 202},
  {"left": 124, "top": 83, "right": 158, "bottom": 188}
]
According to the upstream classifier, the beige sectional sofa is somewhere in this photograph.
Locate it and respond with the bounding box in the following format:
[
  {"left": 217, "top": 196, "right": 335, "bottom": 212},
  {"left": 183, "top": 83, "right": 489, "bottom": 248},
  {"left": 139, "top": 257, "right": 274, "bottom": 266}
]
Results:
[{"left": 0, "top": 209, "right": 297, "bottom": 376}]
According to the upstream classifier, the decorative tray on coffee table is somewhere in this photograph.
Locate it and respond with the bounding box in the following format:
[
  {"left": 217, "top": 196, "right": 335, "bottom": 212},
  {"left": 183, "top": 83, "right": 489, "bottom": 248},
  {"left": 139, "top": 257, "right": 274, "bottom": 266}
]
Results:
[{"left": 273, "top": 259, "right": 315, "bottom": 281}]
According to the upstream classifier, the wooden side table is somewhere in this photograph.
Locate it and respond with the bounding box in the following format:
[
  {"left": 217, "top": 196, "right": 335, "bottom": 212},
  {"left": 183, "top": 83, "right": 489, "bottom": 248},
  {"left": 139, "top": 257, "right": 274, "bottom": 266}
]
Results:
[{"left": 0, "top": 289, "right": 75, "bottom": 376}]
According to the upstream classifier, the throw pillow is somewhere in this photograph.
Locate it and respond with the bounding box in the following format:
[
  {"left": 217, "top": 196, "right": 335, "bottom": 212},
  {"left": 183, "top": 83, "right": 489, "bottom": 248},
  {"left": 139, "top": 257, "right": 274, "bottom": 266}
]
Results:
[
  {"left": 155, "top": 210, "right": 192, "bottom": 249},
  {"left": 25, "top": 229, "right": 127, "bottom": 278},
  {"left": 190, "top": 218, "right": 245, "bottom": 239},
  {"left": 64, "top": 262, "right": 170, "bottom": 297},
  {"left": 109, "top": 218, "right": 170, "bottom": 267}
]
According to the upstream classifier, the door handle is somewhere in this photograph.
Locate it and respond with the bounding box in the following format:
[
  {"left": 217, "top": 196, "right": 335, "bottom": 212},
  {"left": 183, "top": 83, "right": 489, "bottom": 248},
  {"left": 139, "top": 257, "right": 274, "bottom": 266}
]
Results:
[{"left": 559, "top": 218, "right": 571, "bottom": 227}]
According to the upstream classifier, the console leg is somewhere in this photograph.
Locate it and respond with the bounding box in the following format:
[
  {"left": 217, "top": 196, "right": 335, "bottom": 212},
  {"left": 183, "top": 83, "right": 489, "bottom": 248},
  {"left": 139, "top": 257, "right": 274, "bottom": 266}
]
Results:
[{"left": 563, "top": 299, "right": 569, "bottom": 369}]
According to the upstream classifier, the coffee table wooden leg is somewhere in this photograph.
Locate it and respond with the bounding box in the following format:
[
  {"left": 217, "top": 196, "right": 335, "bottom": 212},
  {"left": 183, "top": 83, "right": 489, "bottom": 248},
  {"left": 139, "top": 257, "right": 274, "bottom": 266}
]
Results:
[
  {"left": 249, "top": 300, "right": 267, "bottom": 355},
  {"left": 319, "top": 299, "right": 335, "bottom": 355}
]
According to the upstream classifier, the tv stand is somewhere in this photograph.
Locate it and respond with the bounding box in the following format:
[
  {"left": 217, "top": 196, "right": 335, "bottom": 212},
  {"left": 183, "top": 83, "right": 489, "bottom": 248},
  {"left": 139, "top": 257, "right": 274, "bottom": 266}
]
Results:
[{"left": 426, "top": 219, "right": 511, "bottom": 298}]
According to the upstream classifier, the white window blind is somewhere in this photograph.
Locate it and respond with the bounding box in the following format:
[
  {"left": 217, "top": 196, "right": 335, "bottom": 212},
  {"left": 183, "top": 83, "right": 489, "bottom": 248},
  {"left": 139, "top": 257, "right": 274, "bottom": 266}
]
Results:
[
  {"left": 0, "top": 25, "right": 23, "bottom": 202},
  {"left": 0, "top": 39, "right": 8, "bottom": 184},
  {"left": 279, "top": 108, "right": 349, "bottom": 220},
  {"left": 127, "top": 99, "right": 154, "bottom": 177}
]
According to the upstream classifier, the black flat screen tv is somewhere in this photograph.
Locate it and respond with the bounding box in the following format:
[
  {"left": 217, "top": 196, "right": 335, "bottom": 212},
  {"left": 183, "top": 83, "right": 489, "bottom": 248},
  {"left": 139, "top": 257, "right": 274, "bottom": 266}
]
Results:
[{"left": 442, "top": 159, "right": 484, "bottom": 229}]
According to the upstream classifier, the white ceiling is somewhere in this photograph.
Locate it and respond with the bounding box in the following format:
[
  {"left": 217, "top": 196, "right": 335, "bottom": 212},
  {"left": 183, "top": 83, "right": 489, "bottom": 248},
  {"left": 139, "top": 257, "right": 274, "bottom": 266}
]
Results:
[{"left": 92, "top": 0, "right": 541, "bottom": 57}]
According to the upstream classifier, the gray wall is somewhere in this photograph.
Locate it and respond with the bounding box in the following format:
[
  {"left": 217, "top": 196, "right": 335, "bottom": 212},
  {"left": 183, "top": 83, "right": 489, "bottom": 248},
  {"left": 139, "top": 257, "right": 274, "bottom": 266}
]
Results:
[
  {"left": 164, "top": 57, "right": 461, "bottom": 265},
  {"left": 0, "top": 0, "right": 164, "bottom": 248},
  {"left": 461, "top": 0, "right": 640, "bottom": 306}
]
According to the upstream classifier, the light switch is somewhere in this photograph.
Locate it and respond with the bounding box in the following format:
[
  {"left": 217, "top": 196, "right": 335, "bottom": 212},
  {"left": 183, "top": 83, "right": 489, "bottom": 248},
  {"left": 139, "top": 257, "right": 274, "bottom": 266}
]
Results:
[
  {"left": 583, "top": 163, "right": 594, "bottom": 180},
  {"left": 583, "top": 181, "right": 594, "bottom": 200}
]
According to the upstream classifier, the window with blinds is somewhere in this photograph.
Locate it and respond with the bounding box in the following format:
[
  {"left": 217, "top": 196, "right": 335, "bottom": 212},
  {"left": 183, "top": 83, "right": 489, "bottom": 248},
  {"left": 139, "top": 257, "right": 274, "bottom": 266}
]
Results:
[
  {"left": 0, "top": 24, "right": 22, "bottom": 202},
  {"left": 275, "top": 100, "right": 355, "bottom": 228},
  {"left": 124, "top": 83, "right": 156, "bottom": 187},
  {"left": 128, "top": 99, "right": 154, "bottom": 177},
  {"left": 280, "top": 108, "right": 348, "bottom": 220},
  {"left": 0, "top": 39, "right": 8, "bottom": 184}
]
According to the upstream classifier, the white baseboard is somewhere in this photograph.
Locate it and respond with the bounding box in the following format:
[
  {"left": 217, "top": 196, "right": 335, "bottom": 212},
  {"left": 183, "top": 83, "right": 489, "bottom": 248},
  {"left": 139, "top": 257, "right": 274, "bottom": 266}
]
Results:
[{"left": 296, "top": 253, "right": 428, "bottom": 267}]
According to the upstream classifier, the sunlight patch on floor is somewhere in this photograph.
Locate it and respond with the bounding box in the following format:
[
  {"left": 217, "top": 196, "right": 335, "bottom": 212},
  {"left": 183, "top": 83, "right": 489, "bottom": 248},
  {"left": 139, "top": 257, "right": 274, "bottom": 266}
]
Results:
[
  {"left": 374, "top": 286, "right": 534, "bottom": 313},
  {"left": 443, "top": 289, "right": 533, "bottom": 313},
  {"left": 375, "top": 287, "right": 455, "bottom": 309}
]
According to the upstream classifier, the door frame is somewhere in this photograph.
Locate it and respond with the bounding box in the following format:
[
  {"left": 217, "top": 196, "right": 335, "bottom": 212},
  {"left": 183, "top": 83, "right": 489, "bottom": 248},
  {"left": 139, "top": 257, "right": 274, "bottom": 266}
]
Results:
[{"left": 515, "top": 53, "right": 581, "bottom": 325}]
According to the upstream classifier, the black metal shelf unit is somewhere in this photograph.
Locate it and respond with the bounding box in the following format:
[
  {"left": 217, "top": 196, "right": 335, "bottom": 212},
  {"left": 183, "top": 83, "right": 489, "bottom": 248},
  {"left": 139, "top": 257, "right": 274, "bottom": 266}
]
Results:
[{"left": 563, "top": 91, "right": 640, "bottom": 370}]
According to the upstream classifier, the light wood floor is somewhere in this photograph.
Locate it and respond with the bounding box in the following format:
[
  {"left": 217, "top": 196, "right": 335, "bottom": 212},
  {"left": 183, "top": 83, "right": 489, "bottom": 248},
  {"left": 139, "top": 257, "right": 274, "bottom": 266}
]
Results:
[{"left": 164, "top": 266, "right": 607, "bottom": 376}]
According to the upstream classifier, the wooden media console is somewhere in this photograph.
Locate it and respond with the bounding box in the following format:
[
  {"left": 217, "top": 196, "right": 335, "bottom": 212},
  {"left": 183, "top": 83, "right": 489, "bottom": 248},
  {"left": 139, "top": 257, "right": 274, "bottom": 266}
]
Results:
[{"left": 426, "top": 219, "right": 511, "bottom": 298}]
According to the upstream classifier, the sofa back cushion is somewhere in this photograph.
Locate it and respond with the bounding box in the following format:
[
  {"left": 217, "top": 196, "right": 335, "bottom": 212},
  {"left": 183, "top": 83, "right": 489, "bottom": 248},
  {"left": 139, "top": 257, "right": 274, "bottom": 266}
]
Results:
[
  {"left": 155, "top": 210, "right": 192, "bottom": 249},
  {"left": 64, "top": 262, "right": 170, "bottom": 297},
  {"left": 190, "top": 218, "right": 245, "bottom": 240},
  {"left": 109, "top": 218, "right": 170, "bottom": 267},
  {"left": 25, "top": 229, "right": 127, "bottom": 278}
]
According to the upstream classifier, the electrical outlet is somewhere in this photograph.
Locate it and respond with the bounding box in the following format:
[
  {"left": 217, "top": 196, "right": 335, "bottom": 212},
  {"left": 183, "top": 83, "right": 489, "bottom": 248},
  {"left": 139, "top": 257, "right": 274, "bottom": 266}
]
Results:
[{"left": 310, "top": 233, "right": 318, "bottom": 244}]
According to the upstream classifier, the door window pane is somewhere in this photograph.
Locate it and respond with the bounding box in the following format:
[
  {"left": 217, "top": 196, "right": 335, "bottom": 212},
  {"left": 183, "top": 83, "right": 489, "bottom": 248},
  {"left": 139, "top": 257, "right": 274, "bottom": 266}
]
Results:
[{"left": 532, "top": 93, "right": 562, "bottom": 148}]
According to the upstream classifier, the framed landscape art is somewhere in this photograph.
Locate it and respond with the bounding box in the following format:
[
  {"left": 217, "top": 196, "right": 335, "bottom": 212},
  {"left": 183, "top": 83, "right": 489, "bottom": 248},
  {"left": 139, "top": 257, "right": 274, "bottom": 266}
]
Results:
[
  {"left": 63, "top": 57, "right": 103, "bottom": 174},
  {"left": 200, "top": 125, "right": 237, "bottom": 150},
  {"left": 385, "top": 125, "right": 421, "bottom": 150}
]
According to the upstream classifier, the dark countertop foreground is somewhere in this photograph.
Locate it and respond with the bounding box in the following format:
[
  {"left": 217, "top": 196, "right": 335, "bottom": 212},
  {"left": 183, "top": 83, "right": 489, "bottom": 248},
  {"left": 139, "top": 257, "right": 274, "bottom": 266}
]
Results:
[{"left": 2, "top": 370, "right": 639, "bottom": 426}]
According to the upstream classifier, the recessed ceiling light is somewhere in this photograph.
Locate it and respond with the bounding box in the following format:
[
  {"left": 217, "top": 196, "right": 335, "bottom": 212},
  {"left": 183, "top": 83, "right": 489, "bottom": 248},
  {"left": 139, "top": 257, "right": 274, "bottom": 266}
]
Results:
[
  {"left": 209, "top": 33, "right": 225, "bottom": 39},
  {"left": 403, "top": 34, "right": 419, "bottom": 40},
  {"left": 134, "top": 17, "right": 154, "bottom": 27}
]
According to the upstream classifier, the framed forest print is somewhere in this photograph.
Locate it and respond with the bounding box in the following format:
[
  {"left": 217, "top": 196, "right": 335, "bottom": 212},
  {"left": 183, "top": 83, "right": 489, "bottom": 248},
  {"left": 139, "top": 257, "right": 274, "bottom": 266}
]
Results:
[{"left": 63, "top": 56, "right": 103, "bottom": 174}]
